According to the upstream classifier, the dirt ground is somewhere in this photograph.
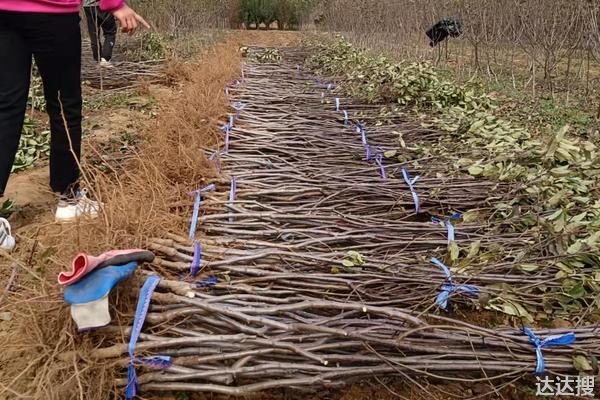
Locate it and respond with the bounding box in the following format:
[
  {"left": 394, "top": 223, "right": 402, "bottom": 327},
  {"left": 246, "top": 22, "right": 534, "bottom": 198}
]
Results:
[{"left": 0, "top": 30, "right": 550, "bottom": 400}]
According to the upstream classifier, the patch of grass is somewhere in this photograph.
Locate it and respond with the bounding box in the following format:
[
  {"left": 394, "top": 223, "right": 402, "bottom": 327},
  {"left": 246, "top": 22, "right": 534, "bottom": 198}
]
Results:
[{"left": 83, "top": 91, "right": 156, "bottom": 113}]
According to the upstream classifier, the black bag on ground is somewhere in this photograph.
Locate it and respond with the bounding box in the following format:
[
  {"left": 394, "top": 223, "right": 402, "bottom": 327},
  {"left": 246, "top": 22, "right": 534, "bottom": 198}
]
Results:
[{"left": 426, "top": 18, "right": 462, "bottom": 47}]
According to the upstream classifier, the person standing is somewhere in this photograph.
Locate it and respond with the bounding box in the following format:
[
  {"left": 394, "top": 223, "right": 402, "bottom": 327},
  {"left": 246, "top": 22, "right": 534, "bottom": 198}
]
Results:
[
  {"left": 0, "top": 0, "right": 149, "bottom": 251},
  {"left": 84, "top": 0, "right": 118, "bottom": 66}
]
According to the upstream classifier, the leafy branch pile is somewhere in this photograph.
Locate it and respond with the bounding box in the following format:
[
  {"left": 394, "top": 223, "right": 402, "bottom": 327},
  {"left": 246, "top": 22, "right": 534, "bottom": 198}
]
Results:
[
  {"left": 306, "top": 37, "right": 599, "bottom": 322},
  {"left": 307, "top": 37, "right": 599, "bottom": 261},
  {"left": 247, "top": 47, "right": 282, "bottom": 63}
]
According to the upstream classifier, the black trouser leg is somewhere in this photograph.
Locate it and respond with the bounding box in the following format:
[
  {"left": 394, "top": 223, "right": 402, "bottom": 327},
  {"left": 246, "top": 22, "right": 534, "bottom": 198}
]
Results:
[
  {"left": 84, "top": 7, "right": 101, "bottom": 62},
  {"left": 100, "top": 11, "right": 117, "bottom": 61},
  {"left": 0, "top": 13, "right": 33, "bottom": 197},
  {"left": 29, "top": 13, "right": 82, "bottom": 195}
]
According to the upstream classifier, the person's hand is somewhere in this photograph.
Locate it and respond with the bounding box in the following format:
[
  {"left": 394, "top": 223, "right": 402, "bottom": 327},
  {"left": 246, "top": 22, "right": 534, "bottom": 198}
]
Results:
[{"left": 112, "top": 4, "right": 150, "bottom": 34}]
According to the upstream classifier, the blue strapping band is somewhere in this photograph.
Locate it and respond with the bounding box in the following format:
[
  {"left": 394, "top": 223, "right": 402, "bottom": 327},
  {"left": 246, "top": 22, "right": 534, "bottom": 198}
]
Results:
[
  {"left": 431, "top": 257, "right": 479, "bottom": 310},
  {"left": 335, "top": 98, "right": 340, "bottom": 112},
  {"left": 375, "top": 153, "right": 386, "bottom": 179},
  {"left": 190, "top": 241, "right": 201, "bottom": 277},
  {"left": 125, "top": 275, "right": 161, "bottom": 400},
  {"left": 401, "top": 168, "right": 420, "bottom": 214},
  {"left": 189, "top": 184, "right": 216, "bottom": 241},
  {"left": 521, "top": 328, "right": 576, "bottom": 375}
]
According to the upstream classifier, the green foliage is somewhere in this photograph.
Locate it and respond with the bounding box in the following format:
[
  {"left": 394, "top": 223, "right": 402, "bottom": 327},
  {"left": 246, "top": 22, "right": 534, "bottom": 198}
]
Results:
[
  {"left": 0, "top": 199, "right": 15, "bottom": 219},
  {"left": 12, "top": 118, "right": 50, "bottom": 173}
]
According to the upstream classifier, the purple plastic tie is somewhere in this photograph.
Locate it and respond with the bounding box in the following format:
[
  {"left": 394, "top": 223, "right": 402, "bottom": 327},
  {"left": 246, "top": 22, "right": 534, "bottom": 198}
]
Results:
[
  {"left": 364, "top": 145, "right": 372, "bottom": 161},
  {"left": 375, "top": 153, "right": 386, "bottom": 179}
]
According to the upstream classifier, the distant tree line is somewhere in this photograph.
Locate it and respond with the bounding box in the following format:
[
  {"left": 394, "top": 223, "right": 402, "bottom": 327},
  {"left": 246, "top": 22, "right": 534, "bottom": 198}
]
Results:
[{"left": 230, "top": 0, "right": 317, "bottom": 30}]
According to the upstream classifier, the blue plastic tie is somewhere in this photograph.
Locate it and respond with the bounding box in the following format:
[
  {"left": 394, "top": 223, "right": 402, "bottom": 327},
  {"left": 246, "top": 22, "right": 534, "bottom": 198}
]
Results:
[
  {"left": 125, "top": 275, "right": 161, "bottom": 399},
  {"left": 196, "top": 276, "right": 220, "bottom": 288},
  {"left": 431, "top": 257, "right": 479, "bottom": 310},
  {"left": 190, "top": 241, "right": 201, "bottom": 277},
  {"left": 188, "top": 184, "right": 216, "bottom": 241},
  {"left": 431, "top": 212, "right": 463, "bottom": 243},
  {"left": 521, "top": 328, "right": 576, "bottom": 375},
  {"left": 401, "top": 168, "right": 420, "bottom": 214},
  {"left": 231, "top": 101, "right": 246, "bottom": 117},
  {"left": 135, "top": 356, "right": 173, "bottom": 369}
]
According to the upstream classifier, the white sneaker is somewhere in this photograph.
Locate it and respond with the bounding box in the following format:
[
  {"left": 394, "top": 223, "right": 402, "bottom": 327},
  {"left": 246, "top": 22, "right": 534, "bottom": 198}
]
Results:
[
  {"left": 100, "top": 58, "right": 113, "bottom": 68},
  {"left": 0, "top": 218, "right": 15, "bottom": 252},
  {"left": 55, "top": 189, "right": 102, "bottom": 223}
]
